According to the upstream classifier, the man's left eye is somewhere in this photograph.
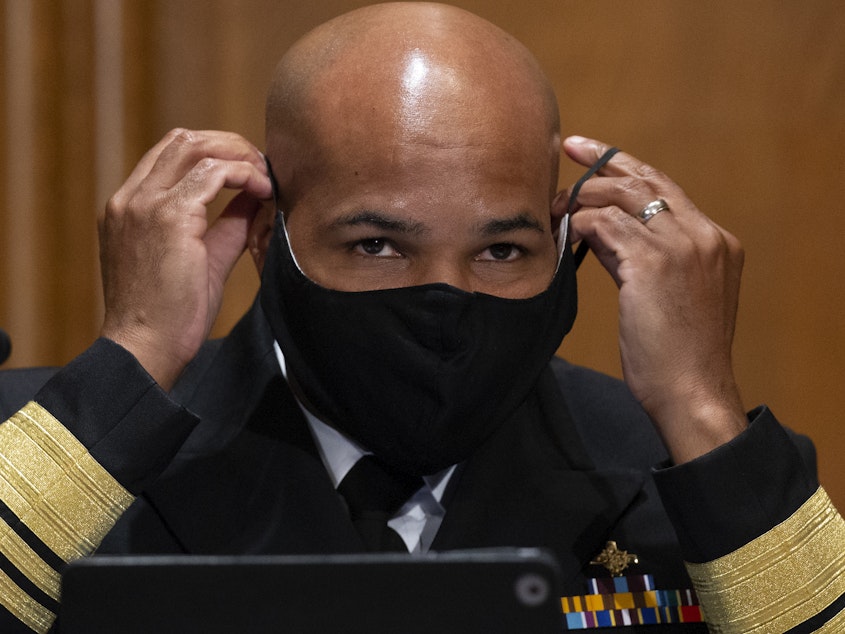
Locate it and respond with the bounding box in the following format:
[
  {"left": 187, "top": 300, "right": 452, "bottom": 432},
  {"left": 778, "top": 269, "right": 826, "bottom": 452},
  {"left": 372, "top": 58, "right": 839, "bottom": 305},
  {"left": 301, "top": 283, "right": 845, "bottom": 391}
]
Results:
[
  {"left": 479, "top": 243, "right": 520, "bottom": 261},
  {"left": 355, "top": 238, "right": 401, "bottom": 257}
]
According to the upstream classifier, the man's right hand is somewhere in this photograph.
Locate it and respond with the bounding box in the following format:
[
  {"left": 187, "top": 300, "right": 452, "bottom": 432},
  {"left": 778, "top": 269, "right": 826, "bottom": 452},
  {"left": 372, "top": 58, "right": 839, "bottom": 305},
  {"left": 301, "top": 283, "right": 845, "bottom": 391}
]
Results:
[{"left": 99, "top": 129, "right": 272, "bottom": 390}]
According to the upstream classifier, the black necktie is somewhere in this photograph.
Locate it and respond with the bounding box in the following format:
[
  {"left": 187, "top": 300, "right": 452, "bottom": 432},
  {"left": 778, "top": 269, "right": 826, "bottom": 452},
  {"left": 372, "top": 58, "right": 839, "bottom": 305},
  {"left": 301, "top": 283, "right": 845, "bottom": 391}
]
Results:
[{"left": 337, "top": 455, "right": 424, "bottom": 552}]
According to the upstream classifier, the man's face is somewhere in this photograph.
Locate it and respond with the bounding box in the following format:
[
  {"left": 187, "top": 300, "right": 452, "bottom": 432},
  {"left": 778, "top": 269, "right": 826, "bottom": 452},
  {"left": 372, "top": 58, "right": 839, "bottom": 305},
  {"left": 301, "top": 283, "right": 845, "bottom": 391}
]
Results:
[{"left": 273, "top": 50, "right": 561, "bottom": 300}]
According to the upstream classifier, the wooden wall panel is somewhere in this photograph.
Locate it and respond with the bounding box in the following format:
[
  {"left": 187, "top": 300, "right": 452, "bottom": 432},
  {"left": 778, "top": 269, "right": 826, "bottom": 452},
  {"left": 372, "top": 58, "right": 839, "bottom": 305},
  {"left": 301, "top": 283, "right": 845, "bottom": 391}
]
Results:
[
  {"left": 1, "top": 1, "right": 843, "bottom": 508},
  {"left": 2, "top": 0, "right": 100, "bottom": 364}
]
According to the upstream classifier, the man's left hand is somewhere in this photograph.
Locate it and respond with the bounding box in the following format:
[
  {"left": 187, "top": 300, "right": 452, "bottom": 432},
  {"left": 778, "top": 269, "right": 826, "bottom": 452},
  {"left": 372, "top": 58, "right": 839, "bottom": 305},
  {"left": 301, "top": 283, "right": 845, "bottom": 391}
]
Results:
[{"left": 558, "top": 136, "right": 748, "bottom": 464}]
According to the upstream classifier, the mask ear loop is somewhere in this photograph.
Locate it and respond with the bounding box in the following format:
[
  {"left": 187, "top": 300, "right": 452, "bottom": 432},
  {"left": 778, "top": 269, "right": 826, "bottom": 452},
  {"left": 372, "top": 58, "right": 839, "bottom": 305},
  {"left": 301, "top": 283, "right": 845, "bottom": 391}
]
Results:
[
  {"left": 264, "top": 155, "right": 280, "bottom": 211},
  {"left": 568, "top": 146, "right": 620, "bottom": 270},
  {"left": 263, "top": 155, "right": 309, "bottom": 274}
]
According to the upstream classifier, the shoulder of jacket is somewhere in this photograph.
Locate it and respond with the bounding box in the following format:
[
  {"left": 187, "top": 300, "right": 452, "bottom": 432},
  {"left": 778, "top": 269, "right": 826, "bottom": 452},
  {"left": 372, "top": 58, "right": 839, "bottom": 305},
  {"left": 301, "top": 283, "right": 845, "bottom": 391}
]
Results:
[{"left": 548, "top": 356, "right": 669, "bottom": 470}]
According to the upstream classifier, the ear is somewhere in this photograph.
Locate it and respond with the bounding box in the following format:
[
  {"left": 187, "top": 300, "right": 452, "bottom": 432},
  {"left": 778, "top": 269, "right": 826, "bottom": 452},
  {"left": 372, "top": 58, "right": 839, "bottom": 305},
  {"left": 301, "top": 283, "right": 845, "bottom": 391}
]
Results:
[
  {"left": 550, "top": 190, "right": 569, "bottom": 242},
  {"left": 248, "top": 200, "right": 277, "bottom": 274}
]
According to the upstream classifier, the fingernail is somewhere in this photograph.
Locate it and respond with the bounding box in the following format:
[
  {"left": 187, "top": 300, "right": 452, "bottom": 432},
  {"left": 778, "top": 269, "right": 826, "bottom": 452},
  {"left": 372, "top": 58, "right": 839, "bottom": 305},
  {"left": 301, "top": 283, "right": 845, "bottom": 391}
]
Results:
[{"left": 567, "top": 135, "right": 588, "bottom": 144}]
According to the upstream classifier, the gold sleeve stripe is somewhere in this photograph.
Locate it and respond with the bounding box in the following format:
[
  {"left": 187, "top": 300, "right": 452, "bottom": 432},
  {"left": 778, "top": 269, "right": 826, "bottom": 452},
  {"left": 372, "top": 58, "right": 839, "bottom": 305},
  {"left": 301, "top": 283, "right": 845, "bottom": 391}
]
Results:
[
  {"left": 0, "top": 516, "right": 60, "bottom": 600},
  {"left": 0, "top": 401, "right": 134, "bottom": 561},
  {"left": 0, "top": 568, "right": 55, "bottom": 634},
  {"left": 686, "top": 487, "right": 845, "bottom": 634},
  {"left": 817, "top": 604, "right": 845, "bottom": 633}
]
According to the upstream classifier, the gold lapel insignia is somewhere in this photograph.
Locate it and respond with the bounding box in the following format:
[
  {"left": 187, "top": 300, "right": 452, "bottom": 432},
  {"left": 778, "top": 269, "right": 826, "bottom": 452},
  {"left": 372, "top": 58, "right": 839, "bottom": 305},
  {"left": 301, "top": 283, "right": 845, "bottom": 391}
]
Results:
[{"left": 590, "top": 541, "right": 639, "bottom": 576}]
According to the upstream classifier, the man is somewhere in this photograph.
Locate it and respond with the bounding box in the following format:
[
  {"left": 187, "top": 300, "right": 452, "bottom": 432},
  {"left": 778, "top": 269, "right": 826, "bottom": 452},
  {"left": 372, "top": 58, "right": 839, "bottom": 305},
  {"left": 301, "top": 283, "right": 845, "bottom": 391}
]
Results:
[{"left": 0, "top": 3, "right": 842, "bottom": 632}]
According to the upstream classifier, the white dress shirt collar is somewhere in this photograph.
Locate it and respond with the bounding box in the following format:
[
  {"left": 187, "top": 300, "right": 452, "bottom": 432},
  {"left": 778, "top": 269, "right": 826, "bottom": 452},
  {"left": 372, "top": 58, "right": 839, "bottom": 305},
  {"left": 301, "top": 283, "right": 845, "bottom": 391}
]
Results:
[{"left": 273, "top": 342, "right": 455, "bottom": 553}]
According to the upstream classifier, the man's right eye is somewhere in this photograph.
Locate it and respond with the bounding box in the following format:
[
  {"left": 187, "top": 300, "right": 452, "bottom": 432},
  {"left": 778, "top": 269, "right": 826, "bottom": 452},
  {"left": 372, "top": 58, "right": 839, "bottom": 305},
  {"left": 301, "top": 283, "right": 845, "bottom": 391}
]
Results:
[{"left": 354, "top": 238, "right": 401, "bottom": 257}]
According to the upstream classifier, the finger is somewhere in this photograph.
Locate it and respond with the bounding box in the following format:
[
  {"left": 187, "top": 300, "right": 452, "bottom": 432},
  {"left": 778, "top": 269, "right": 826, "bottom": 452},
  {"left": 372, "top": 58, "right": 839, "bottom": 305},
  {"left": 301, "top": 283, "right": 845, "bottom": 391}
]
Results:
[
  {"left": 563, "top": 136, "right": 719, "bottom": 235},
  {"left": 105, "top": 130, "right": 189, "bottom": 215},
  {"left": 204, "top": 191, "right": 263, "bottom": 290},
  {"left": 566, "top": 176, "right": 663, "bottom": 223},
  {"left": 569, "top": 206, "right": 652, "bottom": 287},
  {"left": 171, "top": 158, "right": 273, "bottom": 212},
  {"left": 146, "top": 129, "right": 267, "bottom": 191},
  {"left": 563, "top": 136, "right": 685, "bottom": 200}
]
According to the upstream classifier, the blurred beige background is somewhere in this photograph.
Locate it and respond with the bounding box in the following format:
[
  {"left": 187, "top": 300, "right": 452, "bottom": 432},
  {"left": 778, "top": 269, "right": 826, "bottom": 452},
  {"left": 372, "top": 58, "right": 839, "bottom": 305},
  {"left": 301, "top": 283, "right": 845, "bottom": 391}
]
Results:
[{"left": 2, "top": 1, "right": 843, "bottom": 509}]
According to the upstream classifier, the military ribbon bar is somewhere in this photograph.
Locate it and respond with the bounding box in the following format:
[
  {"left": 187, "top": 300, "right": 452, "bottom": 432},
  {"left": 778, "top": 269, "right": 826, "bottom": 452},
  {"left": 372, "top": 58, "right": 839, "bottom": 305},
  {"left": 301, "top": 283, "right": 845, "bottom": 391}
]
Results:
[
  {"left": 561, "top": 575, "right": 703, "bottom": 629},
  {"left": 563, "top": 605, "right": 704, "bottom": 630},
  {"left": 588, "top": 574, "right": 654, "bottom": 594}
]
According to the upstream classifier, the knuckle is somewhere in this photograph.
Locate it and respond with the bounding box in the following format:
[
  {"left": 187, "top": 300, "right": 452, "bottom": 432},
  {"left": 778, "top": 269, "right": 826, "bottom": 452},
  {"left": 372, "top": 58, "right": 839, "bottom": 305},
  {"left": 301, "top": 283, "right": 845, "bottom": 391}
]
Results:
[
  {"left": 614, "top": 176, "right": 648, "bottom": 197},
  {"left": 168, "top": 127, "right": 194, "bottom": 144},
  {"left": 634, "top": 163, "right": 665, "bottom": 181},
  {"left": 596, "top": 205, "right": 625, "bottom": 223},
  {"left": 167, "top": 128, "right": 200, "bottom": 153},
  {"left": 121, "top": 193, "right": 148, "bottom": 221},
  {"left": 124, "top": 189, "right": 170, "bottom": 226},
  {"left": 724, "top": 229, "right": 743, "bottom": 252},
  {"left": 194, "top": 156, "right": 219, "bottom": 176},
  {"left": 725, "top": 233, "right": 745, "bottom": 265},
  {"left": 102, "top": 190, "right": 132, "bottom": 227},
  {"left": 104, "top": 194, "right": 123, "bottom": 219},
  {"left": 703, "top": 225, "right": 741, "bottom": 259},
  {"left": 699, "top": 235, "right": 725, "bottom": 261},
  {"left": 597, "top": 205, "right": 641, "bottom": 238},
  {"left": 699, "top": 221, "right": 723, "bottom": 242}
]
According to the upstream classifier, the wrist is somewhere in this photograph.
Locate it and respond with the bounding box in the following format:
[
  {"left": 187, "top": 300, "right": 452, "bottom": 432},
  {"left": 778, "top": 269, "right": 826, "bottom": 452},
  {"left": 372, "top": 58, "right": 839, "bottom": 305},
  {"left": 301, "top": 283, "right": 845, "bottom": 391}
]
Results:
[
  {"left": 646, "top": 385, "right": 748, "bottom": 464},
  {"left": 100, "top": 325, "right": 189, "bottom": 391}
]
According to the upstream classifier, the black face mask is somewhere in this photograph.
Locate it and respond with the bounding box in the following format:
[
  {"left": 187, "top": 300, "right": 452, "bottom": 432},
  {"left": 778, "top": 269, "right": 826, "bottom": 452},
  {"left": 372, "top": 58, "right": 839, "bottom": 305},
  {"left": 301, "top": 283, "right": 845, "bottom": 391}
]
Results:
[{"left": 260, "top": 213, "right": 578, "bottom": 475}]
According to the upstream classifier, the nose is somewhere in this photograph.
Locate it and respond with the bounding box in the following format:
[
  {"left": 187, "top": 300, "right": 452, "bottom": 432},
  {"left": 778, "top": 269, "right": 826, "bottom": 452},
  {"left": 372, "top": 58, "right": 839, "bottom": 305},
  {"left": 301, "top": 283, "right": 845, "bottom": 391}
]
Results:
[{"left": 412, "top": 261, "right": 473, "bottom": 292}]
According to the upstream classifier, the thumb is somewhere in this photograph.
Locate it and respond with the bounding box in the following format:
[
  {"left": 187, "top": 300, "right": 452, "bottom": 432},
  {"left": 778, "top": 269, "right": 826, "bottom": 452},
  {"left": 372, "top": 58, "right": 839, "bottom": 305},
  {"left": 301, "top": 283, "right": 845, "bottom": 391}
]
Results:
[{"left": 204, "top": 191, "right": 262, "bottom": 290}]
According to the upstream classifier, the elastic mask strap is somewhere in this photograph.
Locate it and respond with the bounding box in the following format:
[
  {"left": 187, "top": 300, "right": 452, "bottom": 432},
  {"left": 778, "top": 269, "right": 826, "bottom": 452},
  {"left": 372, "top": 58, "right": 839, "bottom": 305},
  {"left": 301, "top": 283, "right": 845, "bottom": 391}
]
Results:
[
  {"left": 264, "top": 154, "right": 280, "bottom": 207},
  {"left": 568, "top": 146, "right": 620, "bottom": 270},
  {"left": 553, "top": 214, "right": 570, "bottom": 272},
  {"left": 263, "top": 155, "right": 308, "bottom": 275}
]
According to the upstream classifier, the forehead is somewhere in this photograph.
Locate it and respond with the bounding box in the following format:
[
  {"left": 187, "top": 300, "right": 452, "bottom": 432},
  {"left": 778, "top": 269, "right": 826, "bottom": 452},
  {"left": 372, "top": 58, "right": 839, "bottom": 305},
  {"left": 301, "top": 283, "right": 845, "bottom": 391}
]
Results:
[
  {"left": 299, "top": 110, "right": 550, "bottom": 224},
  {"left": 296, "top": 56, "right": 554, "bottom": 197},
  {"left": 271, "top": 20, "right": 560, "bottom": 231},
  {"left": 310, "top": 45, "right": 550, "bottom": 141}
]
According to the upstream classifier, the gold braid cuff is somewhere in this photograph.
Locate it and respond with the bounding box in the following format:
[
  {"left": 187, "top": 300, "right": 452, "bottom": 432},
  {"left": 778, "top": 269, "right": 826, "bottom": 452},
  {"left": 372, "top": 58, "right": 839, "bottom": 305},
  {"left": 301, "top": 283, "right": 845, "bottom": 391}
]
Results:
[
  {"left": 817, "top": 605, "right": 845, "bottom": 633},
  {"left": 0, "top": 401, "right": 135, "bottom": 632},
  {"left": 686, "top": 487, "right": 845, "bottom": 633},
  {"left": 0, "top": 567, "right": 55, "bottom": 634}
]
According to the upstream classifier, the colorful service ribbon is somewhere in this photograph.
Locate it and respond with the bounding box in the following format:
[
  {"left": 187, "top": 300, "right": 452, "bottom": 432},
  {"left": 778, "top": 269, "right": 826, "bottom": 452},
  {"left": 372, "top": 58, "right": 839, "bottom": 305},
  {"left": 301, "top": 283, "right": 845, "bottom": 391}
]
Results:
[{"left": 561, "top": 574, "right": 704, "bottom": 630}]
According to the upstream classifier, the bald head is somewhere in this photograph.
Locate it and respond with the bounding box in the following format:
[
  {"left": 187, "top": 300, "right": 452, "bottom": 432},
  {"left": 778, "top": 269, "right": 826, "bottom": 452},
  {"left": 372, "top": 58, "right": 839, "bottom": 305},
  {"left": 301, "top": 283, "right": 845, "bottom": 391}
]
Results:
[
  {"left": 255, "top": 3, "right": 564, "bottom": 298},
  {"left": 266, "top": 3, "right": 559, "bottom": 199}
]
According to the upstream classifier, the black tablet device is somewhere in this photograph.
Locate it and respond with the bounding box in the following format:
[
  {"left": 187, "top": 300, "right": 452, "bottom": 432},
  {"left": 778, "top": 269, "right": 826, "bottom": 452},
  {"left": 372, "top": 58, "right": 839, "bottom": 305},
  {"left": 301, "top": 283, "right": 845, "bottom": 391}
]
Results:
[{"left": 59, "top": 549, "right": 562, "bottom": 633}]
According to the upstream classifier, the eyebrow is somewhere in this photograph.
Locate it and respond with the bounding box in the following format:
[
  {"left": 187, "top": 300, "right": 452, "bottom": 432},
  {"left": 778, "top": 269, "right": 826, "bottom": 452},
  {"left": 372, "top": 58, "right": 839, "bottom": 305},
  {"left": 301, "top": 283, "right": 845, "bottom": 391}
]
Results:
[
  {"left": 329, "top": 210, "right": 545, "bottom": 237},
  {"left": 477, "top": 212, "right": 545, "bottom": 237},
  {"left": 330, "top": 211, "right": 427, "bottom": 235}
]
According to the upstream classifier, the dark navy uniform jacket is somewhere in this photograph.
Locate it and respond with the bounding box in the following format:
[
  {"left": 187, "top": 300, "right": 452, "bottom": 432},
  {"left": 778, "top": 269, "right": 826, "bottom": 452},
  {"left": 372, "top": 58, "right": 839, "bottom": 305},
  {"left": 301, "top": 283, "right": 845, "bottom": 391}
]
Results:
[{"left": 0, "top": 302, "right": 840, "bottom": 633}]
